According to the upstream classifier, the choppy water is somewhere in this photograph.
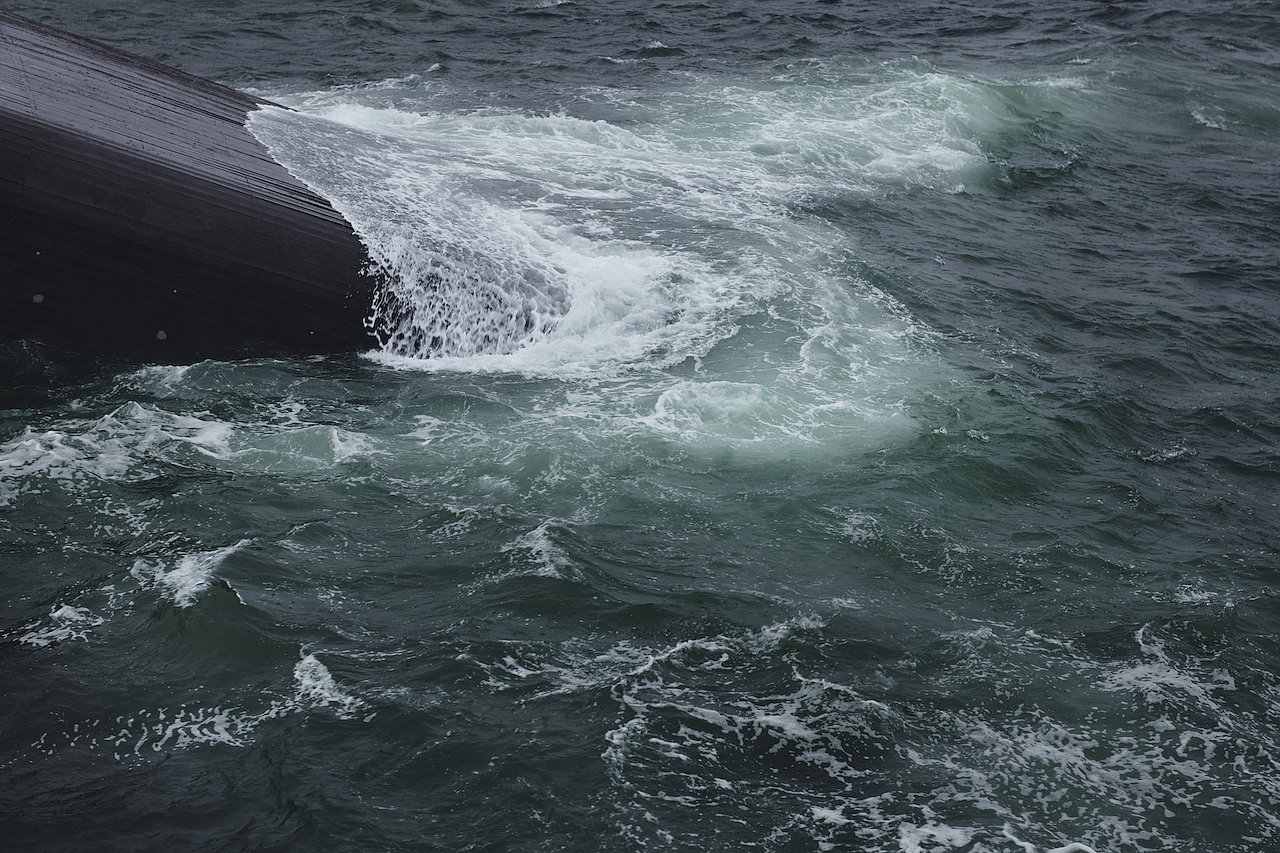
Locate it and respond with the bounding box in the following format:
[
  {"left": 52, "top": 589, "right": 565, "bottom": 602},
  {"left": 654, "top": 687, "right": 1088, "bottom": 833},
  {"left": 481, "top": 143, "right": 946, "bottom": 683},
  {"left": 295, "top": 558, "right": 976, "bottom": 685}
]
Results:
[{"left": 3, "top": 2, "right": 1280, "bottom": 851}]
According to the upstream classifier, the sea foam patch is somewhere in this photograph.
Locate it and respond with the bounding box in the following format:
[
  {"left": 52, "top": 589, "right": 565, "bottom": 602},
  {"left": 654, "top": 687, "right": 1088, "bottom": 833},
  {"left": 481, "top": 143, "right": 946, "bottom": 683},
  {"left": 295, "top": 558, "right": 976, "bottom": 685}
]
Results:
[
  {"left": 130, "top": 540, "right": 251, "bottom": 608},
  {"left": 10, "top": 540, "right": 252, "bottom": 649},
  {"left": 495, "top": 521, "right": 578, "bottom": 581},
  {"left": 17, "top": 605, "right": 105, "bottom": 648},
  {"left": 247, "top": 65, "right": 965, "bottom": 377},
  {"left": 452, "top": 613, "right": 1280, "bottom": 851},
  {"left": 2, "top": 395, "right": 386, "bottom": 509},
  {"left": 0, "top": 403, "right": 233, "bottom": 509},
  {"left": 26, "top": 651, "right": 369, "bottom": 764},
  {"left": 245, "top": 63, "right": 991, "bottom": 467}
]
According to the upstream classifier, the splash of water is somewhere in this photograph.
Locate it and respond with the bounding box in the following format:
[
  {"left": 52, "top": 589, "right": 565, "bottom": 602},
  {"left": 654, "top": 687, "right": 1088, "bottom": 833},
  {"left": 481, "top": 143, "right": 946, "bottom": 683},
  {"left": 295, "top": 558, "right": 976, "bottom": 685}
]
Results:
[{"left": 250, "top": 107, "right": 572, "bottom": 357}]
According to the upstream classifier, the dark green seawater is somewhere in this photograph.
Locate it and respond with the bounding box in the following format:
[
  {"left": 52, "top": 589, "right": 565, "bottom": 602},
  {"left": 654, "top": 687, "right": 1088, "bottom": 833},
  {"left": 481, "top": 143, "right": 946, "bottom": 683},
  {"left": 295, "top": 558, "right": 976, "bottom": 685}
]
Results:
[{"left": 3, "top": 2, "right": 1279, "bottom": 850}]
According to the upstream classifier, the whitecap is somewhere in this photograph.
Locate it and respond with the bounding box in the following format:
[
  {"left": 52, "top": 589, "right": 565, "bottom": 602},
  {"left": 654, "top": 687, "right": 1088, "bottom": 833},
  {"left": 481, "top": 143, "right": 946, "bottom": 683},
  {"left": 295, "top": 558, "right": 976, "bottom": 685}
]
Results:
[
  {"left": 293, "top": 653, "right": 367, "bottom": 720},
  {"left": 17, "top": 605, "right": 105, "bottom": 648},
  {"left": 131, "top": 539, "right": 251, "bottom": 608},
  {"left": 497, "top": 521, "right": 576, "bottom": 580}
]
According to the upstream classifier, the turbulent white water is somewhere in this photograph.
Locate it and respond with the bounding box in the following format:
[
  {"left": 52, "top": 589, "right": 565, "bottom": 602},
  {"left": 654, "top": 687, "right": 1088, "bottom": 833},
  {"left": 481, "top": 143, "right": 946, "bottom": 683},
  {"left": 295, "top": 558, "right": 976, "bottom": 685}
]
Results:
[
  {"left": 250, "top": 62, "right": 1017, "bottom": 371},
  {"left": 246, "top": 61, "right": 1054, "bottom": 457}
]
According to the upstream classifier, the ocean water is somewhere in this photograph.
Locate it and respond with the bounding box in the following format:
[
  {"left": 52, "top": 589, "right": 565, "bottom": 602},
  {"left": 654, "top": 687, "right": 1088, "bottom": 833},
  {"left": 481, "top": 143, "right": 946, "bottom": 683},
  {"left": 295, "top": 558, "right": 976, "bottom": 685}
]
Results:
[{"left": 3, "top": 2, "right": 1279, "bottom": 851}]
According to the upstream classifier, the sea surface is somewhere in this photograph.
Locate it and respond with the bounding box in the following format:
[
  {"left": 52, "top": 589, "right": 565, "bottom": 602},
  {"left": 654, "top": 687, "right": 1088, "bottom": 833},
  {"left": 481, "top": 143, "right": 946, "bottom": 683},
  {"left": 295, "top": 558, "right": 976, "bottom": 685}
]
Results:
[{"left": 3, "top": 2, "right": 1279, "bottom": 851}]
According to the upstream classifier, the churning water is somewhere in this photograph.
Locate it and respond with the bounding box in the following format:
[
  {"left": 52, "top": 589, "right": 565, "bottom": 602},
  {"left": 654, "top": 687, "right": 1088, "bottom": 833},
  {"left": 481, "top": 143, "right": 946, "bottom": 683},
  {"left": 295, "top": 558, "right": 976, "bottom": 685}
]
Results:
[{"left": 3, "top": 2, "right": 1280, "bottom": 851}]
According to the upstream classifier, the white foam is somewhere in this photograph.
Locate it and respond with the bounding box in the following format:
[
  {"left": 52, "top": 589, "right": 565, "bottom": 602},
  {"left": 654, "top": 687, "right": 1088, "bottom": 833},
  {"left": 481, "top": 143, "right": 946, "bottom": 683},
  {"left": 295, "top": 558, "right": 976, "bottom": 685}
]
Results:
[
  {"left": 131, "top": 539, "right": 250, "bottom": 608},
  {"left": 0, "top": 422, "right": 140, "bottom": 504},
  {"left": 1001, "top": 827, "right": 1099, "bottom": 853},
  {"left": 0, "top": 403, "right": 244, "bottom": 509},
  {"left": 1190, "top": 105, "right": 1228, "bottom": 130},
  {"left": 243, "top": 62, "right": 1015, "bottom": 458},
  {"left": 238, "top": 424, "right": 378, "bottom": 469},
  {"left": 120, "top": 363, "right": 195, "bottom": 394},
  {"left": 642, "top": 380, "right": 776, "bottom": 442},
  {"left": 249, "top": 107, "right": 575, "bottom": 360},
  {"left": 899, "top": 822, "right": 975, "bottom": 852},
  {"left": 497, "top": 521, "right": 576, "bottom": 580},
  {"left": 583, "top": 613, "right": 1280, "bottom": 849},
  {"left": 293, "top": 653, "right": 367, "bottom": 720},
  {"left": 811, "top": 805, "right": 851, "bottom": 826},
  {"left": 1137, "top": 444, "right": 1197, "bottom": 463},
  {"left": 30, "top": 650, "right": 370, "bottom": 763},
  {"left": 595, "top": 622, "right": 908, "bottom": 847},
  {"left": 248, "top": 64, "right": 979, "bottom": 374},
  {"left": 17, "top": 604, "right": 105, "bottom": 648},
  {"left": 41, "top": 399, "right": 382, "bottom": 475},
  {"left": 1100, "top": 625, "right": 1236, "bottom": 707},
  {"left": 364, "top": 227, "right": 722, "bottom": 378},
  {"left": 416, "top": 612, "right": 1280, "bottom": 849},
  {"left": 839, "top": 511, "right": 882, "bottom": 543}
]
